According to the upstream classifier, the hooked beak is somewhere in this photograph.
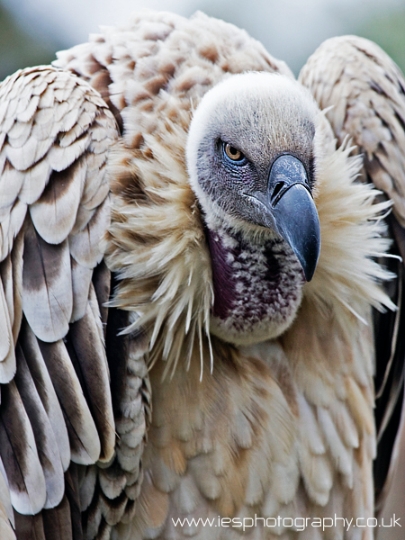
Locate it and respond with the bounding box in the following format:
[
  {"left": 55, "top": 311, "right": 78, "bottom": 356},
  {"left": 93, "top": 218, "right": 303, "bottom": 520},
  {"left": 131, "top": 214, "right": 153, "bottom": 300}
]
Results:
[{"left": 253, "top": 154, "right": 320, "bottom": 281}]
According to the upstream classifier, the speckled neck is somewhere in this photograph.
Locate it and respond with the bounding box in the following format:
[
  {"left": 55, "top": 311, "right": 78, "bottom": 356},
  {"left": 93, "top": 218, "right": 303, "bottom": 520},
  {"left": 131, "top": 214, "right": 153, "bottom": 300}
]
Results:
[{"left": 205, "top": 223, "right": 305, "bottom": 345}]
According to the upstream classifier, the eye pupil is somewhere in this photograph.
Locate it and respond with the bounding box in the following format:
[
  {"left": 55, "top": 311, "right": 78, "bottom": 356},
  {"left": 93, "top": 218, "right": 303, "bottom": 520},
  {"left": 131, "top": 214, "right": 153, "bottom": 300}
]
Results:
[{"left": 224, "top": 142, "right": 244, "bottom": 162}]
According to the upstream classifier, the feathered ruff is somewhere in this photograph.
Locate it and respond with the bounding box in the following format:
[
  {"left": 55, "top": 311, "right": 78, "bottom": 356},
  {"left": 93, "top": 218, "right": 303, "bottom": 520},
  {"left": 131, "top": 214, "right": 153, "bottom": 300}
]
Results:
[
  {"left": 104, "top": 112, "right": 214, "bottom": 380},
  {"left": 307, "top": 121, "right": 394, "bottom": 324},
  {"left": 104, "top": 99, "right": 393, "bottom": 382}
]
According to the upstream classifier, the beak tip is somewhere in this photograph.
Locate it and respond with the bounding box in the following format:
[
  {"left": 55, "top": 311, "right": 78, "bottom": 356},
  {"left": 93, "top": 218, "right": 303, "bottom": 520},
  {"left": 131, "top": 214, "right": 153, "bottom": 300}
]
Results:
[
  {"left": 273, "top": 184, "right": 321, "bottom": 283},
  {"left": 301, "top": 247, "right": 320, "bottom": 282}
]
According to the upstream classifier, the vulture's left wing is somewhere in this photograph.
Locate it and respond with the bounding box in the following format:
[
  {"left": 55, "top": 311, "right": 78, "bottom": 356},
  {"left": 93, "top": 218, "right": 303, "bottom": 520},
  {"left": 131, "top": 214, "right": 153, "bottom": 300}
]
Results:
[{"left": 299, "top": 35, "right": 405, "bottom": 512}]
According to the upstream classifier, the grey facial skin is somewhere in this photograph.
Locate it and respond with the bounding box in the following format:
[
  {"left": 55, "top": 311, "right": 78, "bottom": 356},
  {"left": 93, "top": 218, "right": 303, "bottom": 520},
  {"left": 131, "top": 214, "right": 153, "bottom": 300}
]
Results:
[{"left": 187, "top": 72, "right": 321, "bottom": 344}]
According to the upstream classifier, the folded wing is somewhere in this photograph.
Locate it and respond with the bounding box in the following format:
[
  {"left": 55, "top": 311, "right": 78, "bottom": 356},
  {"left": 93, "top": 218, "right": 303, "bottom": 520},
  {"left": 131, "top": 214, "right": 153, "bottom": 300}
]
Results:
[
  {"left": 0, "top": 66, "right": 123, "bottom": 538},
  {"left": 300, "top": 35, "right": 405, "bottom": 511}
]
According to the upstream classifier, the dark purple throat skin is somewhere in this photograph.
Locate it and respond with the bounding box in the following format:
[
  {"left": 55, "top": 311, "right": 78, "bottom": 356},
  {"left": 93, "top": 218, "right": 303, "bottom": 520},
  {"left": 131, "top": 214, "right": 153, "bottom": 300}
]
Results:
[{"left": 204, "top": 223, "right": 305, "bottom": 344}]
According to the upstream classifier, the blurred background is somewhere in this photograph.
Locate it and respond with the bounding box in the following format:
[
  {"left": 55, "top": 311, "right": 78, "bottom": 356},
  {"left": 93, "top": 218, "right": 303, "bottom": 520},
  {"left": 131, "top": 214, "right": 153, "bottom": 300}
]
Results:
[
  {"left": 0, "top": 1, "right": 404, "bottom": 539},
  {"left": 1, "top": 0, "right": 405, "bottom": 80}
]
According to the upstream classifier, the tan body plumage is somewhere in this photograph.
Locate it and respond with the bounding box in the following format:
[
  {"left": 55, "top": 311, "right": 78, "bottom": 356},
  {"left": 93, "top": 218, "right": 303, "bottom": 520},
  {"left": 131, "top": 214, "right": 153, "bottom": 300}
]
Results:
[{"left": 0, "top": 10, "right": 404, "bottom": 540}]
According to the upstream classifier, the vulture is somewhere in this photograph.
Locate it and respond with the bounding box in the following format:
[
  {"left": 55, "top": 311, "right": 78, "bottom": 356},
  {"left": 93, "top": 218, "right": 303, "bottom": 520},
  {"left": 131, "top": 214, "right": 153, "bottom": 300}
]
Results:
[{"left": 0, "top": 9, "right": 404, "bottom": 540}]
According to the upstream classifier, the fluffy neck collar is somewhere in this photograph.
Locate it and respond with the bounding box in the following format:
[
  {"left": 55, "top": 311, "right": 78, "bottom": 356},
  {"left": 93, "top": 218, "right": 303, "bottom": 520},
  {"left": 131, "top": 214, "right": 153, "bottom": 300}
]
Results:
[{"left": 104, "top": 113, "right": 393, "bottom": 379}]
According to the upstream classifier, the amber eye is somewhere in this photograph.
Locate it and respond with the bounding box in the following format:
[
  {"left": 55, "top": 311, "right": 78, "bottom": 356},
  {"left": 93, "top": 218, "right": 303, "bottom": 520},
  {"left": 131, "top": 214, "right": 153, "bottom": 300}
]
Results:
[{"left": 223, "top": 142, "right": 245, "bottom": 162}]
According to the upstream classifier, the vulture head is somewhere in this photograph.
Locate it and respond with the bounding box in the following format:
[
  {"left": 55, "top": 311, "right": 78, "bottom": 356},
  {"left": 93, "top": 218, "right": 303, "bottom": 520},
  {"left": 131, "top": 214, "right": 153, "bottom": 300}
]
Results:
[{"left": 187, "top": 73, "right": 321, "bottom": 345}]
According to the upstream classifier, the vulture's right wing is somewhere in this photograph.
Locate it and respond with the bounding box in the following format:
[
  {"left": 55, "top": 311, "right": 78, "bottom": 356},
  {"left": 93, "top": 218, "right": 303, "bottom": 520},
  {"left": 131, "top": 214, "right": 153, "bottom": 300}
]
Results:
[
  {"left": 299, "top": 35, "right": 405, "bottom": 513},
  {"left": 0, "top": 66, "right": 150, "bottom": 540}
]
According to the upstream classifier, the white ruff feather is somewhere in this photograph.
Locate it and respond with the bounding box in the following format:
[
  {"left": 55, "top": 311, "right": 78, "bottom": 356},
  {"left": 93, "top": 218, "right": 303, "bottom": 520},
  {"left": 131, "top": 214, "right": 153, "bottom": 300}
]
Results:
[
  {"left": 104, "top": 112, "right": 214, "bottom": 379},
  {"left": 305, "top": 134, "right": 395, "bottom": 323},
  {"left": 104, "top": 81, "right": 393, "bottom": 380}
]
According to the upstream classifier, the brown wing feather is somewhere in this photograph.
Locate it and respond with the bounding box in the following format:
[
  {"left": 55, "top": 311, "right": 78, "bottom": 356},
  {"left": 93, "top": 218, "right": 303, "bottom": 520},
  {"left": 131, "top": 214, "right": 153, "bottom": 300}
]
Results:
[
  {"left": 300, "top": 35, "right": 405, "bottom": 512},
  {"left": 0, "top": 66, "right": 120, "bottom": 537}
]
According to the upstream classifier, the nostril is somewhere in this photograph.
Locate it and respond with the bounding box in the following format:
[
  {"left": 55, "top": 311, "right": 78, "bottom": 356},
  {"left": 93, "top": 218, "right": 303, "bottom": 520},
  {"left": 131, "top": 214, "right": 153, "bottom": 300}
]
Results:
[{"left": 271, "top": 181, "right": 285, "bottom": 204}]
